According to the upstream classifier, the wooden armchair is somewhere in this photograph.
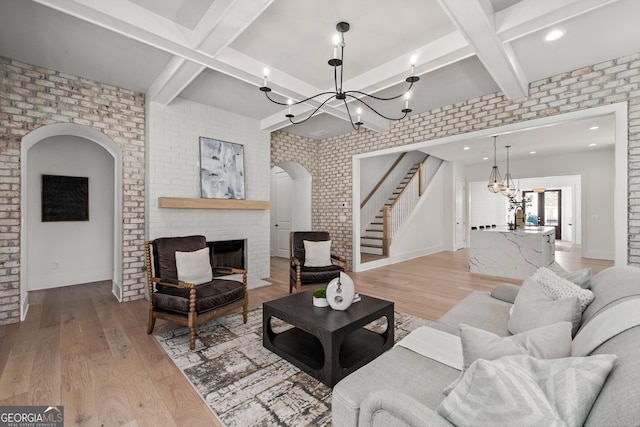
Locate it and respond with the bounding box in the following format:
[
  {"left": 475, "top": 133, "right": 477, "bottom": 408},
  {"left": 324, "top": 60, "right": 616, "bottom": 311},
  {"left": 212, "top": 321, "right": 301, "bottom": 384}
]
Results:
[
  {"left": 289, "top": 231, "right": 347, "bottom": 293},
  {"left": 145, "top": 235, "right": 248, "bottom": 350}
]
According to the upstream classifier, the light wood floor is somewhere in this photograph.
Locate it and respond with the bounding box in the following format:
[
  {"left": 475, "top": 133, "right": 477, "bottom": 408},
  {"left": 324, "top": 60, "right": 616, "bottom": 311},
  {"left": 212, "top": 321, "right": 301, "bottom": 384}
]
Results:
[{"left": 0, "top": 247, "right": 611, "bottom": 426}]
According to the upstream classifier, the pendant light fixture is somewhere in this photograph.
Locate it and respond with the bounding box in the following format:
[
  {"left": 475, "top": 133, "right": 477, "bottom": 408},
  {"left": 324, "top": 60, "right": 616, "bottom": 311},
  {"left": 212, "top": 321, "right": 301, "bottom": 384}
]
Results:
[
  {"left": 487, "top": 136, "right": 503, "bottom": 193},
  {"left": 500, "top": 145, "right": 517, "bottom": 197}
]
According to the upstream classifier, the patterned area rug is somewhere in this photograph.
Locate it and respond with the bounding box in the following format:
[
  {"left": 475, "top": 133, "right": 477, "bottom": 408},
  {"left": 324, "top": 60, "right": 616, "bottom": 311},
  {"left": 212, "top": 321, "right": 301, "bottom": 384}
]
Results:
[{"left": 155, "top": 307, "right": 429, "bottom": 426}]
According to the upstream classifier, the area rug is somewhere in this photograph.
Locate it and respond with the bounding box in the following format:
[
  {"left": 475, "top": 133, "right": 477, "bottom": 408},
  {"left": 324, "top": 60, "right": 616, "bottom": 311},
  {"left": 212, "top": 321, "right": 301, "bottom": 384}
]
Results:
[{"left": 155, "top": 307, "right": 430, "bottom": 426}]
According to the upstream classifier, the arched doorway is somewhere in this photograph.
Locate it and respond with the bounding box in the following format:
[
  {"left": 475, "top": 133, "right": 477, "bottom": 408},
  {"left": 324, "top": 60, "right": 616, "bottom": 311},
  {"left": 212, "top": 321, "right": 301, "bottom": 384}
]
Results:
[
  {"left": 270, "top": 161, "right": 312, "bottom": 258},
  {"left": 20, "top": 123, "right": 123, "bottom": 320}
]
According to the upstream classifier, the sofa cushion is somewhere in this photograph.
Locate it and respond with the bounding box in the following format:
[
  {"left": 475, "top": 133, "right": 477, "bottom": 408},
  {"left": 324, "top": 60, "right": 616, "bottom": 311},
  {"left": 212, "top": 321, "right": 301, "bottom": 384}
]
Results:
[
  {"left": 437, "top": 354, "right": 617, "bottom": 427},
  {"left": 581, "top": 265, "right": 640, "bottom": 328},
  {"left": 443, "top": 322, "right": 572, "bottom": 394},
  {"left": 175, "top": 247, "right": 213, "bottom": 285},
  {"left": 533, "top": 267, "right": 594, "bottom": 311},
  {"left": 508, "top": 277, "right": 581, "bottom": 335},
  {"left": 437, "top": 292, "right": 512, "bottom": 337},
  {"left": 490, "top": 283, "right": 520, "bottom": 304}
]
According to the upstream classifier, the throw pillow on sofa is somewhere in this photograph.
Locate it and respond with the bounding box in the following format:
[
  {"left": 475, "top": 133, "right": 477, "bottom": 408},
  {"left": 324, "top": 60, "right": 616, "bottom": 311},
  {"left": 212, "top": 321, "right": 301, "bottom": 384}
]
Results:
[
  {"left": 443, "top": 322, "right": 572, "bottom": 395},
  {"left": 437, "top": 354, "right": 617, "bottom": 427},
  {"left": 508, "top": 277, "right": 582, "bottom": 335},
  {"left": 533, "top": 267, "right": 594, "bottom": 311},
  {"left": 548, "top": 261, "right": 593, "bottom": 288}
]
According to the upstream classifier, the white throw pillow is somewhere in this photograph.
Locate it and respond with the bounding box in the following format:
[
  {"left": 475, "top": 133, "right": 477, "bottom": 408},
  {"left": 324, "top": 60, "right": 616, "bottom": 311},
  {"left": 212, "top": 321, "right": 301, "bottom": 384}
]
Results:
[
  {"left": 533, "top": 267, "right": 594, "bottom": 311},
  {"left": 508, "top": 277, "right": 581, "bottom": 335},
  {"left": 303, "top": 240, "right": 332, "bottom": 267},
  {"left": 438, "top": 354, "right": 617, "bottom": 427},
  {"left": 175, "top": 247, "right": 213, "bottom": 285}
]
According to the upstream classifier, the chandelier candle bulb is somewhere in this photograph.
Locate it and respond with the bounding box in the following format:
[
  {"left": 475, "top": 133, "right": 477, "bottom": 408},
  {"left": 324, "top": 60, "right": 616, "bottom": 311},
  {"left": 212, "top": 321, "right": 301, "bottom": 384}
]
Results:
[{"left": 333, "top": 35, "right": 340, "bottom": 59}]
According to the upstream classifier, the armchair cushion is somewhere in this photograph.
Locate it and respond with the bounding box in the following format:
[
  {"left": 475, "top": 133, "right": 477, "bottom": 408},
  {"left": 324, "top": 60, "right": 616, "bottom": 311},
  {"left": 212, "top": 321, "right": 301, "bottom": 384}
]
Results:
[
  {"left": 290, "top": 264, "right": 344, "bottom": 284},
  {"left": 303, "top": 240, "right": 332, "bottom": 267},
  {"left": 176, "top": 247, "right": 213, "bottom": 285},
  {"left": 291, "top": 231, "right": 331, "bottom": 265},
  {"left": 152, "top": 279, "right": 244, "bottom": 314},
  {"left": 153, "top": 235, "right": 207, "bottom": 280}
]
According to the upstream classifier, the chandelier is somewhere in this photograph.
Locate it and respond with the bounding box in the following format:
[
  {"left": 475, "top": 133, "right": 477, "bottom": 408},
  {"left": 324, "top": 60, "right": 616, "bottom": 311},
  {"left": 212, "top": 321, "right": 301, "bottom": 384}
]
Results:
[{"left": 259, "top": 21, "right": 419, "bottom": 131}]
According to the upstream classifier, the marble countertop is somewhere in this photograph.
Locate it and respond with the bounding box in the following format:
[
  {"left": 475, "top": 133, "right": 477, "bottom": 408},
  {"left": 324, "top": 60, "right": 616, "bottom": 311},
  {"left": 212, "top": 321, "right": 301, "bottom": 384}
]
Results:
[{"left": 472, "top": 226, "right": 555, "bottom": 234}]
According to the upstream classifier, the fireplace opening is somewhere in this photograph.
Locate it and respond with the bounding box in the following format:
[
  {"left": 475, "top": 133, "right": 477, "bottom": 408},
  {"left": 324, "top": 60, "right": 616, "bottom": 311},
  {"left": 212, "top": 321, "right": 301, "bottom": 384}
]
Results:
[{"left": 207, "top": 239, "right": 245, "bottom": 276}]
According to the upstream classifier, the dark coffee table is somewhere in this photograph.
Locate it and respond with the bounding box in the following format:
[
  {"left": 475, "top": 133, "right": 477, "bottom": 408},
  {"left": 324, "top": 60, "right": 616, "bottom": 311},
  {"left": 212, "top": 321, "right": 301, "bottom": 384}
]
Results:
[{"left": 262, "top": 291, "right": 394, "bottom": 387}]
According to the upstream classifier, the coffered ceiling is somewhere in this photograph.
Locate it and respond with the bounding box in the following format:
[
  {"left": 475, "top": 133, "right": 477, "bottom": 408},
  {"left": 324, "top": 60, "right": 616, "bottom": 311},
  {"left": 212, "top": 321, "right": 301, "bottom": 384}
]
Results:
[{"left": 0, "top": 0, "right": 639, "bottom": 160}]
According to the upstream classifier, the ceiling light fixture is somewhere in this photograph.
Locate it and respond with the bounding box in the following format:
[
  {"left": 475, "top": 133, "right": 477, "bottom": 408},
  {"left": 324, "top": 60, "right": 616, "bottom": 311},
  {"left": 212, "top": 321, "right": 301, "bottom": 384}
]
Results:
[
  {"left": 259, "top": 21, "right": 419, "bottom": 131},
  {"left": 500, "top": 145, "right": 517, "bottom": 197},
  {"left": 545, "top": 29, "right": 565, "bottom": 42},
  {"left": 488, "top": 136, "right": 503, "bottom": 193}
]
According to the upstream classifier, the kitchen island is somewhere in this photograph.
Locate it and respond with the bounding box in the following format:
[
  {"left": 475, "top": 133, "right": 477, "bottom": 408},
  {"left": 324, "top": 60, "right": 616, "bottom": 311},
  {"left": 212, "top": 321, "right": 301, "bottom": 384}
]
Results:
[{"left": 469, "top": 226, "right": 555, "bottom": 280}]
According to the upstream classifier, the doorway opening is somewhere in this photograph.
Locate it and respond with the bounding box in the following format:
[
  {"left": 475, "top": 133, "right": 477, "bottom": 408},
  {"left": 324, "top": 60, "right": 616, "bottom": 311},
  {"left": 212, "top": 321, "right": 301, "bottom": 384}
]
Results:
[{"left": 270, "top": 162, "right": 312, "bottom": 258}]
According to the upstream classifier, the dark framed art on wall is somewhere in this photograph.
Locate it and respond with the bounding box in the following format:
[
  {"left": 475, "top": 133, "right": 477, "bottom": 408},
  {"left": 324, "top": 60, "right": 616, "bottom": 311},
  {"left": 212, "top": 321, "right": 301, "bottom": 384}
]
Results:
[{"left": 41, "top": 174, "right": 89, "bottom": 222}]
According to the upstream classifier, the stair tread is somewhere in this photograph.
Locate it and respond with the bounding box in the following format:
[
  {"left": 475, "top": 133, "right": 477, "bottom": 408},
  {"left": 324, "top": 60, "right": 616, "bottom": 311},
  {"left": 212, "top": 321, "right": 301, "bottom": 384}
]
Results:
[
  {"left": 361, "top": 236, "right": 383, "bottom": 240},
  {"left": 361, "top": 243, "right": 383, "bottom": 248}
]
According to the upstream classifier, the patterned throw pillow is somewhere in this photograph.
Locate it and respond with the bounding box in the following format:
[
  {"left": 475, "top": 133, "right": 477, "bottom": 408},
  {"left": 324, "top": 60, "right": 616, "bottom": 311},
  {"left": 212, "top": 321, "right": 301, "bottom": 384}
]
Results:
[
  {"left": 533, "top": 267, "right": 594, "bottom": 311},
  {"left": 437, "top": 354, "right": 617, "bottom": 427}
]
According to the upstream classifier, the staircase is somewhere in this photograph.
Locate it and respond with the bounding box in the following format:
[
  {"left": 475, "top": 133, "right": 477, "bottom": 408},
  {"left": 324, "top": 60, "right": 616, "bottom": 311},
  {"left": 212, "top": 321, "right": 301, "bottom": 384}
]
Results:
[{"left": 361, "top": 163, "right": 422, "bottom": 255}]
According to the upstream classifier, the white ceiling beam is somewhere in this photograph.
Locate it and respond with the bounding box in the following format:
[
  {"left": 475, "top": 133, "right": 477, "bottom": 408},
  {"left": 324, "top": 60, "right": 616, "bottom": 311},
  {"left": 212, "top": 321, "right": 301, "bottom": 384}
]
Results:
[
  {"left": 147, "top": 57, "right": 206, "bottom": 105},
  {"left": 35, "top": 0, "right": 273, "bottom": 106},
  {"left": 496, "top": 0, "right": 621, "bottom": 42},
  {"left": 438, "top": 0, "right": 529, "bottom": 100}
]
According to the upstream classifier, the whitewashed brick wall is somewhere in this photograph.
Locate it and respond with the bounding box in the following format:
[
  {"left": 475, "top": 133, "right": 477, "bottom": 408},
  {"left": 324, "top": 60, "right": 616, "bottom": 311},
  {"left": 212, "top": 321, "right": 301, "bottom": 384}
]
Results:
[
  {"left": 272, "top": 52, "right": 640, "bottom": 268},
  {"left": 0, "top": 56, "right": 146, "bottom": 324},
  {"left": 147, "top": 98, "right": 271, "bottom": 287}
]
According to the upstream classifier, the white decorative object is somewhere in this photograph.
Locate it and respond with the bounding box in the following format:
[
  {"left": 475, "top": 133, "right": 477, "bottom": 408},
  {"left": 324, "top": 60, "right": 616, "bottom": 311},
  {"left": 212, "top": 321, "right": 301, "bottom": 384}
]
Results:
[
  {"left": 175, "top": 247, "right": 213, "bottom": 285},
  {"left": 313, "top": 296, "right": 329, "bottom": 307},
  {"left": 326, "top": 272, "right": 356, "bottom": 311}
]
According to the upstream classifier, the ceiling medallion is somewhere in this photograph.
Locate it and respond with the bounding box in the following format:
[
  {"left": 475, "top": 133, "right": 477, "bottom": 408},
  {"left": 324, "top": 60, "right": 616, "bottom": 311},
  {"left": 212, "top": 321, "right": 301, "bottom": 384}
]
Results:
[{"left": 259, "top": 21, "right": 419, "bottom": 131}]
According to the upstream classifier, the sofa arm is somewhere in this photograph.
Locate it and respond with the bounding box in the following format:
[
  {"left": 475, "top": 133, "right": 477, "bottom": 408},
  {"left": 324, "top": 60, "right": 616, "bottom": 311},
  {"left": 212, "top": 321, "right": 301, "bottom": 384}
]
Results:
[
  {"left": 358, "top": 390, "right": 453, "bottom": 427},
  {"left": 490, "top": 283, "right": 520, "bottom": 304}
]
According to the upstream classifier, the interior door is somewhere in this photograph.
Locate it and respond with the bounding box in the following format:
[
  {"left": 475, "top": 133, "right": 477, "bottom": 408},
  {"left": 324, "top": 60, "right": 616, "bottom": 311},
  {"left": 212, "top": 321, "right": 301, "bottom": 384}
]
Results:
[
  {"left": 273, "top": 170, "right": 293, "bottom": 258},
  {"left": 455, "top": 178, "right": 466, "bottom": 249}
]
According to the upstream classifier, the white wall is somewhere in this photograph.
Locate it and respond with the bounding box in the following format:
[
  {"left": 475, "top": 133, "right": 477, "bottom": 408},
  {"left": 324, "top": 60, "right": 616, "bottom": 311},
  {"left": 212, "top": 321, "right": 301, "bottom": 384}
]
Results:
[
  {"left": 466, "top": 147, "right": 614, "bottom": 259},
  {"left": 147, "top": 98, "right": 271, "bottom": 288},
  {"left": 390, "top": 164, "right": 447, "bottom": 261},
  {"left": 27, "top": 135, "right": 114, "bottom": 289}
]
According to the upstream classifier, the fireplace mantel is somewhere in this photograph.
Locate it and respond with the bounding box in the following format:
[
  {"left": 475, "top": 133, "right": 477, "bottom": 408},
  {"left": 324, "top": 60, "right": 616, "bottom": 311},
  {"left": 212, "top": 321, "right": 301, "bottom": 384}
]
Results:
[{"left": 158, "top": 197, "right": 270, "bottom": 210}]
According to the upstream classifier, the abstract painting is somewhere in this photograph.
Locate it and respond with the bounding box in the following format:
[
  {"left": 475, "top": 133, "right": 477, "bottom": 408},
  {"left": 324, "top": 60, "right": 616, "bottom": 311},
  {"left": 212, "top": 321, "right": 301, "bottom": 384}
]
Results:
[
  {"left": 200, "top": 137, "right": 245, "bottom": 199},
  {"left": 41, "top": 174, "right": 89, "bottom": 221}
]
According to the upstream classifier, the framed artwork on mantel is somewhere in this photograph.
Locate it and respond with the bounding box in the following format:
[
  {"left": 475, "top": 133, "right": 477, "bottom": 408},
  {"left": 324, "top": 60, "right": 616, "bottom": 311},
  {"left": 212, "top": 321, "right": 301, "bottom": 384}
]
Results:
[{"left": 199, "top": 137, "right": 245, "bottom": 199}]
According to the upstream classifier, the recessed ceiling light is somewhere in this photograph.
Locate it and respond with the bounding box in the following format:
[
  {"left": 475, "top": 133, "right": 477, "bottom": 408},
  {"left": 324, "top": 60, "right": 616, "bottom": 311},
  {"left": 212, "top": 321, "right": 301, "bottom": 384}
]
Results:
[
  {"left": 589, "top": 126, "right": 599, "bottom": 130},
  {"left": 545, "top": 29, "right": 565, "bottom": 42},
  {"left": 589, "top": 143, "right": 598, "bottom": 147},
  {"left": 463, "top": 147, "right": 470, "bottom": 150},
  {"left": 530, "top": 151, "right": 537, "bottom": 154},
  {"left": 482, "top": 157, "right": 489, "bottom": 160}
]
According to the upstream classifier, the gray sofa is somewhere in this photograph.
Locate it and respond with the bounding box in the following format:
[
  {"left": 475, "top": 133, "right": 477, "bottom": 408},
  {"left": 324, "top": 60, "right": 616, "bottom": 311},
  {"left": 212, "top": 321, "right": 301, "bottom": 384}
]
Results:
[{"left": 332, "top": 265, "right": 640, "bottom": 427}]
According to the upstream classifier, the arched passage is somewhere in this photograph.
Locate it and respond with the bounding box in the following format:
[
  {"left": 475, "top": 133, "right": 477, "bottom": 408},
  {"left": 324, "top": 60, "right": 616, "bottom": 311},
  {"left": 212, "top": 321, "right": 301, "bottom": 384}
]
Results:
[
  {"left": 20, "top": 123, "right": 123, "bottom": 319},
  {"left": 270, "top": 161, "right": 312, "bottom": 257}
]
